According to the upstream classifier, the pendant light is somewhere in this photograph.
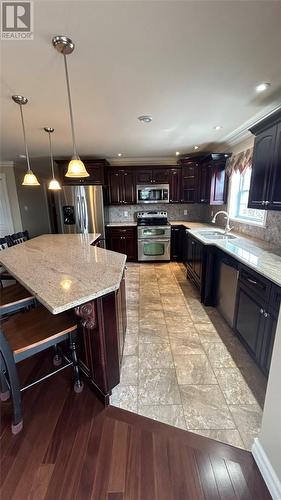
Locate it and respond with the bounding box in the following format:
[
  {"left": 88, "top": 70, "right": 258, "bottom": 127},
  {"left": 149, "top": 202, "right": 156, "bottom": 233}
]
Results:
[
  {"left": 44, "top": 127, "right": 61, "bottom": 190},
  {"left": 52, "top": 35, "right": 89, "bottom": 178},
  {"left": 12, "top": 95, "right": 40, "bottom": 186}
]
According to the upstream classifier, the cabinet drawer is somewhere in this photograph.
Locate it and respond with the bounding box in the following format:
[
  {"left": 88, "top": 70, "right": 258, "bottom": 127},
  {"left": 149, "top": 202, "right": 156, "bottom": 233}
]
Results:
[
  {"left": 107, "top": 227, "right": 136, "bottom": 237},
  {"left": 239, "top": 266, "right": 271, "bottom": 302},
  {"left": 270, "top": 284, "right": 281, "bottom": 314}
]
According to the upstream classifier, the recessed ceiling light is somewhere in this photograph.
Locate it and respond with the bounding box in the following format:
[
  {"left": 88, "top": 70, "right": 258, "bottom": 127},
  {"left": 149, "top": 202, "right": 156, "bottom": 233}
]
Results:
[
  {"left": 138, "top": 115, "right": 152, "bottom": 123},
  {"left": 176, "top": 151, "right": 180, "bottom": 156},
  {"left": 117, "top": 153, "right": 122, "bottom": 157},
  {"left": 256, "top": 82, "right": 271, "bottom": 93},
  {"left": 194, "top": 146, "right": 199, "bottom": 150},
  {"left": 214, "top": 125, "right": 222, "bottom": 130}
]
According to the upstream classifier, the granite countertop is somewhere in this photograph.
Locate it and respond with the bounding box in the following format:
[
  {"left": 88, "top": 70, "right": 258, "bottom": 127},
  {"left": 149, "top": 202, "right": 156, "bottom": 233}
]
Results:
[
  {"left": 184, "top": 225, "right": 281, "bottom": 287},
  {"left": 0, "top": 234, "right": 127, "bottom": 314}
]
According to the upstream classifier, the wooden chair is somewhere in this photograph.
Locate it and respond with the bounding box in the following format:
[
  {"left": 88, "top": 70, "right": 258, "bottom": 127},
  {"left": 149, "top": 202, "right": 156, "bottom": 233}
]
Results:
[
  {"left": 0, "top": 305, "right": 83, "bottom": 434},
  {"left": 0, "top": 283, "right": 35, "bottom": 317},
  {"left": 0, "top": 237, "right": 15, "bottom": 287}
]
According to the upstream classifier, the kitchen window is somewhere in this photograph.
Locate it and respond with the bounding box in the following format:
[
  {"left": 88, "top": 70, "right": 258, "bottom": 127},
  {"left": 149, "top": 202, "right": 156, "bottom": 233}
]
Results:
[{"left": 228, "top": 168, "right": 266, "bottom": 226}]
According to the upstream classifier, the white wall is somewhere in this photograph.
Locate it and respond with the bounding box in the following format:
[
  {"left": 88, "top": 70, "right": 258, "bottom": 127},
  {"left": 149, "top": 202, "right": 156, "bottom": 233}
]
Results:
[
  {"left": 0, "top": 162, "right": 23, "bottom": 233},
  {"left": 258, "top": 312, "right": 281, "bottom": 482}
]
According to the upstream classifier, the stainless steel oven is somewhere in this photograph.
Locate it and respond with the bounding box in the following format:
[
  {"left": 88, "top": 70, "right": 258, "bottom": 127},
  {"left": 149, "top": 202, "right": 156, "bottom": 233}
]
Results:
[
  {"left": 136, "top": 184, "right": 169, "bottom": 204},
  {"left": 137, "top": 225, "right": 171, "bottom": 261}
]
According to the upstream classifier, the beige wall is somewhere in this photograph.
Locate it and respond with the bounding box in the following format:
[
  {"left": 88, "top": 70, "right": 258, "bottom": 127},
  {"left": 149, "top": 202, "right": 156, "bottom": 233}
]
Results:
[
  {"left": 0, "top": 162, "right": 23, "bottom": 233},
  {"left": 259, "top": 312, "right": 281, "bottom": 482}
]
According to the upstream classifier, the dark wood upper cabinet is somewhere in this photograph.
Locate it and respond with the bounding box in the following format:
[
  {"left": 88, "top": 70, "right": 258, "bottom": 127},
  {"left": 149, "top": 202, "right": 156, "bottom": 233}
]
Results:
[
  {"left": 108, "top": 169, "right": 136, "bottom": 205},
  {"left": 248, "top": 126, "right": 276, "bottom": 208},
  {"left": 153, "top": 168, "right": 170, "bottom": 183},
  {"left": 181, "top": 162, "right": 199, "bottom": 203},
  {"left": 136, "top": 169, "right": 153, "bottom": 184},
  {"left": 56, "top": 159, "right": 108, "bottom": 186},
  {"left": 267, "top": 122, "right": 281, "bottom": 210},
  {"left": 210, "top": 164, "right": 228, "bottom": 205},
  {"left": 169, "top": 168, "right": 181, "bottom": 203},
  {"left": 198, "top": 163, "right": 211, "bottom": 204},
  {"left": 248, "top": 108, "right": 281, "bottom": 210}
]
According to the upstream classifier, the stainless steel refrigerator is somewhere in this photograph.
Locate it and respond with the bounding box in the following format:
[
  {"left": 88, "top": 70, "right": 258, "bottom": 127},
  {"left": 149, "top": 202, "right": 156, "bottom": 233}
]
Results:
[{"left": 52, "top": 185, "right": 106, "bottom": 246}]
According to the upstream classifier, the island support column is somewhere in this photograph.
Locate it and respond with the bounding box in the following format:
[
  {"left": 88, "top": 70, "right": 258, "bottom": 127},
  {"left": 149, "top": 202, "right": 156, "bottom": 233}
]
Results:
[{"left": 75, "top": 275, "right": 126, "bottom": 405}]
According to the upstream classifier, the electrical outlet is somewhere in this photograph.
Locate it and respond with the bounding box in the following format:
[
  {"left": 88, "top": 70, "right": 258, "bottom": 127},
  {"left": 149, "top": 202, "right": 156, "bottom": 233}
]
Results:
[
  {"left": 124, "top": 211, "right": 128, "bottom": 217},
  {"left": 211, "top": 210, "right": 214, "bottom": 217},
  {"left": 183, "top": 210, "right": 187, "bottom": 215}
]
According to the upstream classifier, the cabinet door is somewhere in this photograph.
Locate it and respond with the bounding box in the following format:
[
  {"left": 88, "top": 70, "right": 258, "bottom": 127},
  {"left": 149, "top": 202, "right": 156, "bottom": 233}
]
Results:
[
  {"left": 193, "top": 239, "right": 203, "bottom": 282},
  {"left": 210, "top": 166, "right": 227, "bottom": 205},
  {"left": 124, "top": 235, "right": 137, "bottom": 261},
  {"left": 199, "top": 164, "right": 211, "bottom": 204},
  {"left": 169, "top": 169, "right": 181, "bottom": 203},
  {"left": 259, "top": 314, "right": 277, "bottom": 377},
  {"left": 153, "top": 168, "right": 170, "bottom": 183},
  {"left": 136, "top": 169, "right": 153, "bottom": 184},
  {"left": 109, "top": 171, "right": 122, "bottom": 204},
  {"left": 235, "top": 286, "right": 264, "bottom": 360},
  {"left": 181, "top": 164, "right": 199, "bottom": 203},
  {"left": 171, "top": 226, "right": 182, "bottom": 260},
  {"left": 267, "top": 123, "right": 281, "bottom": 210},
  {"left": 123, "top": 170, "right": 136, "bottom": 204},
  {"left": 248, "top": 126, "right": 276, "bottom": 208}
]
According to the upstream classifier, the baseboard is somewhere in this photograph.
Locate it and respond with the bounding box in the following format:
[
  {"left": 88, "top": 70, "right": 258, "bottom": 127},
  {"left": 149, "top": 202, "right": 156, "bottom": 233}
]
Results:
[{"left": 252, "top": 438, "right": 281, "bottom": 500}]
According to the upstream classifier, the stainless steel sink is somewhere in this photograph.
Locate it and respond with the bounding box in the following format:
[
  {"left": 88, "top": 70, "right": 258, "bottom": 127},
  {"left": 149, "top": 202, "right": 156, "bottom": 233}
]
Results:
[{"left": 198, "top": 231, "right": 237, "bottom": 240}]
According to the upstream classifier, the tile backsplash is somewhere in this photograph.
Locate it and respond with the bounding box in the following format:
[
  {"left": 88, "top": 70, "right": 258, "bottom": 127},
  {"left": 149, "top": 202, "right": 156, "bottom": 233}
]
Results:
[
  {"left": 204, "top": 205, "right": 281, "bottom": 247},
  {"left": 107, "top": 203, "right": 205, "bottom": 223}
]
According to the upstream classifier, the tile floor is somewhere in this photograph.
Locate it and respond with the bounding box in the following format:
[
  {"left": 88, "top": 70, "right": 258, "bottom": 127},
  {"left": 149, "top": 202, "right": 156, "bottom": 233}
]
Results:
[{"left": 110, "top": 262, "right": 267, "bottom": 450}]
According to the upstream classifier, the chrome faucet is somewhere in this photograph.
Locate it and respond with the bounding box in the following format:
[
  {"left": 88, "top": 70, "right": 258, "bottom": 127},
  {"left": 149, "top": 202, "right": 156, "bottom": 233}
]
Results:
[{"left": 211, "top": 210, "right": 233, "bottom": 234}]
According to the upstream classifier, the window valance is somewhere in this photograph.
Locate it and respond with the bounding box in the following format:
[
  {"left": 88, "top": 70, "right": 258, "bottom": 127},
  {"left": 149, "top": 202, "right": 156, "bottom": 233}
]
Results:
[{"left": 225, "top": 147, "right": 253, "bottom": 177}]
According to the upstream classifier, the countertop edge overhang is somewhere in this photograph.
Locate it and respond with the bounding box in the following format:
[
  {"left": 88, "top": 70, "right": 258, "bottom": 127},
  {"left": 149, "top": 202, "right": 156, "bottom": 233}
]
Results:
[{"left": 0, "top": 234, "right": 127, "bottom": 314}]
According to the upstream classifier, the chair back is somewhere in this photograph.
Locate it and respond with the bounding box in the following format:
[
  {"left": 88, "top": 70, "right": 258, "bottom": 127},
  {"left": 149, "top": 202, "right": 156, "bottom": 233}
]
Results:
[
  {"left": 10, "top": 231, "right": 29, "bottom": 245},
  {"left": 0, "top": 237, "right": 12, "bottom": 250}
]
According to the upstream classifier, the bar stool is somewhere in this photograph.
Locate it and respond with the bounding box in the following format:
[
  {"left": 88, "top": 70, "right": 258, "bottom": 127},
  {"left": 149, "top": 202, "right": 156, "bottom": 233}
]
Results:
[
  {"left": 0, "top": 237, "right": 14, "bottom": 287},
  {"left": 0, "top": 283, "right": 35, "bottom": 317},
  {"left": 0, "top": 305, "right": 83, "bottom": 434}
]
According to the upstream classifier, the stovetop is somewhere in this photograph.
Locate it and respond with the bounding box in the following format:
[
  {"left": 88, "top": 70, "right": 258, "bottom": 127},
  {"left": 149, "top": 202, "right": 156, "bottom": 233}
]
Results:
[{"left": 136, "top": 211, "right": 169, "bottom": 226}]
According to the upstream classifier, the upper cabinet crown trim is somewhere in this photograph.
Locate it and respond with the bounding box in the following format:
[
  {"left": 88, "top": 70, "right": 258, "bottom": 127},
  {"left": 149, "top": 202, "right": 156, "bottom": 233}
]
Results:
[{"left": 249, "top": 108, "right": 281, "bottom": 136}]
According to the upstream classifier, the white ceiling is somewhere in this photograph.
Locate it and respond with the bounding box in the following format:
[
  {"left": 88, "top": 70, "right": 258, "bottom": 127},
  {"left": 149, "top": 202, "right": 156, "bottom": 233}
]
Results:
[{"left": 1, "top": 0, "right": 281, "bottom": 161}]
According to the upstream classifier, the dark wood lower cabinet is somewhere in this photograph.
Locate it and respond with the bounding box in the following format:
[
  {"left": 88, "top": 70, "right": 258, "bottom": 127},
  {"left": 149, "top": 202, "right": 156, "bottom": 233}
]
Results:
[
  {"left": 106, "top": 226, "right": 137, "bottom": 261},
  {"left": 183, "top": 231, "right": 205, "bottom": 291},
  {"left": 171, "top": 226, "right": 183, "bottom": 260},
  {"left": 76, "top": 273, "right": 127, "bottom": 404},
  {"left": 234, "top": 274, "right": 278, "bottom": 377}
]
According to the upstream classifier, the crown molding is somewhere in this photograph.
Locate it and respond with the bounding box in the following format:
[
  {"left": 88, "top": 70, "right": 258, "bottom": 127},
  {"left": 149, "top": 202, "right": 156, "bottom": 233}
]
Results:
[
  {"left": 108, "top": 156, "right": 178, "bottom": 166},
  {"left": 222, "top": 104, "right": 281, "bottom": 147}
]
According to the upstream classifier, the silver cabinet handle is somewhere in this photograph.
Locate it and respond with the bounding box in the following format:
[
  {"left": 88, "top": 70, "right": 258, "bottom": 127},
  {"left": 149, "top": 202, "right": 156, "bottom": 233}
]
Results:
[
  {"left": 264, "top": 312, "right": 269, "bottom": 318},
  {"left": 260, "top": 308, "right": 264, "bottom": 314},
  {"left": 247, "top": 278, "right": 258, "bottom": 285}
]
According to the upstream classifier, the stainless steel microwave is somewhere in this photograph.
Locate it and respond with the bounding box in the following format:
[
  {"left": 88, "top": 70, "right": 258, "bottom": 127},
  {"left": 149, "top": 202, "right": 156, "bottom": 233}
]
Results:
[{"left": 136, "top": 184, "right": 169, "bottom": 204}]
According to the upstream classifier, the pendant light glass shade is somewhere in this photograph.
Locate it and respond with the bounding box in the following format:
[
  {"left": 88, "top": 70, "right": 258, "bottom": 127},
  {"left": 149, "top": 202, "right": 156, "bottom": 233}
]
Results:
[
  {"left": 44, "top": 127, "right": 62, "bottom": 190},
  {"left": 22, "top": 171, "right": 40, "bottom": 186},
  {"left": 12, "top": 95, "right": 40, "bottom": 186},
  {"left": 52, "top": 36, "right": 89, "bottom": 178},
  {"left": 65, "top": 156, "right": 90, "bottom": 177},
  {"left": 48, "top": 178, "right": 61, "bottom": 190}
]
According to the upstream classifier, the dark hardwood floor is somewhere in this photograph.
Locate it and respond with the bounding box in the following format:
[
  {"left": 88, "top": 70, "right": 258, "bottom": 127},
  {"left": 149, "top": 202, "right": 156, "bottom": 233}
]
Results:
[{"left": 0, "top": 353, "right": 270, "bottom": 500}]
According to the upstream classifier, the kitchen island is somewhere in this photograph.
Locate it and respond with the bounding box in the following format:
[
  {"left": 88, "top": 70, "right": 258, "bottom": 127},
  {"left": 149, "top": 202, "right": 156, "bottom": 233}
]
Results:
[{"left": 0, "top": 234, "right": 127, "bottom": 404}]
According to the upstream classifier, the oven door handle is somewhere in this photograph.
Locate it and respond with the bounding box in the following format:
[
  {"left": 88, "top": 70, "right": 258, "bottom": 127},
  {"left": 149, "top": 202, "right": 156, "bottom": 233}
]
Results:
[{"left": 139, "top": 239, "right": 170, "bottom": 243}]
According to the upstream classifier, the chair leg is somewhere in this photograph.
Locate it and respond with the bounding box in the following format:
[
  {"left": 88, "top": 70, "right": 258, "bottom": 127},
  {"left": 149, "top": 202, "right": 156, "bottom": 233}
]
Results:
[
  {"left": 0, "top": 353, "right": 10, "bottom": 401},
  {"left": 69, "top": 334, "right": 83, "bottom": 393},
  {"left": 0, "top": 331, "right": 23, "bottom": 434},
  {"left": 53, "top": 344, "right": 62, "bottom": 367}
]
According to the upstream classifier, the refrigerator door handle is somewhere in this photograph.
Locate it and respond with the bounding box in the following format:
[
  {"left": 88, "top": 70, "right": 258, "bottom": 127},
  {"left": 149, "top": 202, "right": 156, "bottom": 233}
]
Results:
[
  {"left": 76, "top": 195, "right": 82, "bottom": 232},
  {"left": 81, "top": 196, "right": 88, "bottom": 232}
]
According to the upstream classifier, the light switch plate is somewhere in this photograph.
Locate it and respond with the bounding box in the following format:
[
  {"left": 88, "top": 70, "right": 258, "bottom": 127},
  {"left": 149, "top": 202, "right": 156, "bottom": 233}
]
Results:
[
  {"left": 124, "top": 211, "right": 128, "bottom": 217},
  {"left": 184, "top": 210, "right": 187, "bottom": 215}
]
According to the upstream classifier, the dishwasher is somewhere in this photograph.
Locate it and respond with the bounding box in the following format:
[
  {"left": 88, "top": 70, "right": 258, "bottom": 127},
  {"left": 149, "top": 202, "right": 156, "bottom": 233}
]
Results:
[{"left": 217, "top": 258, "right": 239, "bottom": 328}]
